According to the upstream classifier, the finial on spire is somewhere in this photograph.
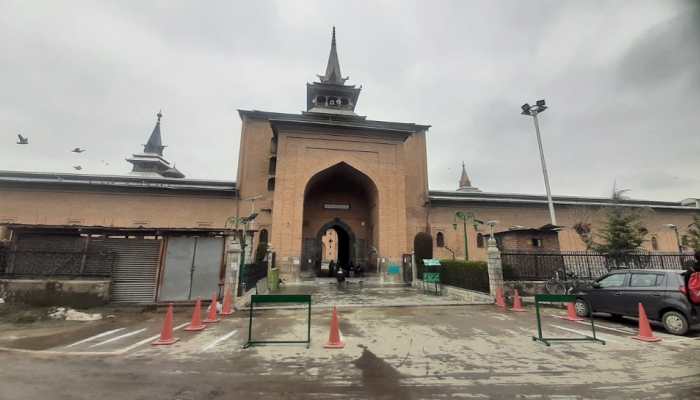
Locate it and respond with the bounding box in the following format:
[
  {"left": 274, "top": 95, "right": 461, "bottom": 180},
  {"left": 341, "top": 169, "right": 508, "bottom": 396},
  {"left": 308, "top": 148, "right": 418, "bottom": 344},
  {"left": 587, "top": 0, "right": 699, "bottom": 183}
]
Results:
[
  {"left": 157, "top": 110, "right": 162, "bottom": 123},
  {"left": 332, "top": 26, "right": 336, "bottom": 45}
]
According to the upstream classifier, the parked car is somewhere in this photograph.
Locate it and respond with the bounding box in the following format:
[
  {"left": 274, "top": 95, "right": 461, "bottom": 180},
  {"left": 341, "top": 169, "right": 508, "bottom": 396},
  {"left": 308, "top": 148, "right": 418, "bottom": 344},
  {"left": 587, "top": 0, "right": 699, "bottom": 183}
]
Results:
[{"left": 573, "top": 269, "right": 700, "bottom": 335}]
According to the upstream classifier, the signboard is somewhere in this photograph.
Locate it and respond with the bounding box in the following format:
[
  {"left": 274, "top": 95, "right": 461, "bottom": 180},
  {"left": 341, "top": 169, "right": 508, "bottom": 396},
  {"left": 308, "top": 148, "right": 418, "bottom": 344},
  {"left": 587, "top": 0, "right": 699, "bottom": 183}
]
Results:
[
  {"left": 324, "top": 203, "right": 350, "bottom": 210},
  {"left": 422, "top": 259, "right": 441, "bottom": 267},
  {"left": 387, "top": 264, "right": 401, "bottom": 275}
]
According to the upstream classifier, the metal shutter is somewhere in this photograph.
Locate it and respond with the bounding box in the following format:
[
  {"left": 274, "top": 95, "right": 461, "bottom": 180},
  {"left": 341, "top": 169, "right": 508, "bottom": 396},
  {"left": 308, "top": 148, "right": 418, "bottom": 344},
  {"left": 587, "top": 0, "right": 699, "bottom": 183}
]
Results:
[{"left": 93, "top": 238, "right": 162, "bottom": 304}]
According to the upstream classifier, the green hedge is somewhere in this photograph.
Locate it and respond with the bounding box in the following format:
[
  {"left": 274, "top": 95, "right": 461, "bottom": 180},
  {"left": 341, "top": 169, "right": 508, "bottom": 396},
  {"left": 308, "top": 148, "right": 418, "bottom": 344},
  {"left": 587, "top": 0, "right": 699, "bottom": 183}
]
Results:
[{"left": 437, "top": 260, "right": 489, "bottom": 293}]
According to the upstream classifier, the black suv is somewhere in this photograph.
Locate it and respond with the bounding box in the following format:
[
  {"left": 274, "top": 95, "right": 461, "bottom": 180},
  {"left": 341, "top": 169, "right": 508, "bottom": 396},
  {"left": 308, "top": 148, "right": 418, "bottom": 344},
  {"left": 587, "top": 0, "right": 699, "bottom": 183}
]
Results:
[{"left": 574, "top": 269, "right": 699, "bottom": 335}]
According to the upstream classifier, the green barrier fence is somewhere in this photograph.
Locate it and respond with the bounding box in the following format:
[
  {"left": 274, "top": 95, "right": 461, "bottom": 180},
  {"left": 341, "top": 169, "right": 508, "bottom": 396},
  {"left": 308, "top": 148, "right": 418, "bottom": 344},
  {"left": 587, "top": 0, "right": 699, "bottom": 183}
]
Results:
[
  {"left": 243, "top": 294, "right": 312, "bottom": 349},
  {"left": 532, "top": 294, "right": 605, "bottom": 346}
]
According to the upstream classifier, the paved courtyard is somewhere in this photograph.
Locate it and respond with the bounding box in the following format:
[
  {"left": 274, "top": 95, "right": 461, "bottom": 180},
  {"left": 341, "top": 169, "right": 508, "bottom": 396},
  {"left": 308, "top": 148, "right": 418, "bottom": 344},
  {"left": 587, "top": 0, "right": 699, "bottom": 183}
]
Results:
[
  {"left": 0, "top": 288, "right": 699, "bottom": 399},
  {"left": 266, "top": 281, "right": 486, "bottom": 308}
]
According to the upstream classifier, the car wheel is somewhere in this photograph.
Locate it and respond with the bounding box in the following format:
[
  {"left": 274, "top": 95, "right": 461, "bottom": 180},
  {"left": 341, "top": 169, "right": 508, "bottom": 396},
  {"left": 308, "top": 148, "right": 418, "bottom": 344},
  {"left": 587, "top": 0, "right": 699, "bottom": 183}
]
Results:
[
  {"left": 574, "top": 299, "right": 590, "bottom": 317},
  {"left": 662, "top": 311, "right": 688, "bottom": 336}
]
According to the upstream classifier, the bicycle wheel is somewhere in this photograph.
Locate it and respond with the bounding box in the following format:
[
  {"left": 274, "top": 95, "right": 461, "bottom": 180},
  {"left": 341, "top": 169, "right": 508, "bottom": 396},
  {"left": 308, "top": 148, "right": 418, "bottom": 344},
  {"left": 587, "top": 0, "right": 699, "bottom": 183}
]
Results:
[{"left": 545, "top": 279, "right": 566, "bottom": 294}]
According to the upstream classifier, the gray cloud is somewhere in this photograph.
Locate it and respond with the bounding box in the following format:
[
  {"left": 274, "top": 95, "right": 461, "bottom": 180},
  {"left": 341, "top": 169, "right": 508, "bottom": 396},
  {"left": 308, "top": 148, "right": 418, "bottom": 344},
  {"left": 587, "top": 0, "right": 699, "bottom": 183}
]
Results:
[{"left": 1, "top": 0, "right": 698, "bottom": 202}]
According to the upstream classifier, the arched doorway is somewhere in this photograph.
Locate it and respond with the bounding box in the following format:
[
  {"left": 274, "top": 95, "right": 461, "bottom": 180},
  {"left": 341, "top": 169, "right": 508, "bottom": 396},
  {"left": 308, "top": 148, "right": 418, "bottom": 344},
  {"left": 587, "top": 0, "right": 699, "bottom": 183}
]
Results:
[
  {"left": 317, "top": 218, "right": 355, "bottom": 269},
  {"left": 301, "top": 162, "right": 378, "bottom": 276}
]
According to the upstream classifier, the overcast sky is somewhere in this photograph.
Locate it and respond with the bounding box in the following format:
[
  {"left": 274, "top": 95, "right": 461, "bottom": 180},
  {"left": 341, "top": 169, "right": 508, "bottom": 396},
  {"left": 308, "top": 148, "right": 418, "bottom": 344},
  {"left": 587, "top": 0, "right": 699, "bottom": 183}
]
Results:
[{"left": 1, "top": 0, "right": 698, "bottom": 201}]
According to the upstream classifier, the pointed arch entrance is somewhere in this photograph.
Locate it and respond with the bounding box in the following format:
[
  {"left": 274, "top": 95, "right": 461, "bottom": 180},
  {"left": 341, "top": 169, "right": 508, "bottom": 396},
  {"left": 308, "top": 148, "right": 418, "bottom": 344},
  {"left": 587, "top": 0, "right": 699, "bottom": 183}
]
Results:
[{"left": 301, "top": 162, "right": 378, "bottom": 276}]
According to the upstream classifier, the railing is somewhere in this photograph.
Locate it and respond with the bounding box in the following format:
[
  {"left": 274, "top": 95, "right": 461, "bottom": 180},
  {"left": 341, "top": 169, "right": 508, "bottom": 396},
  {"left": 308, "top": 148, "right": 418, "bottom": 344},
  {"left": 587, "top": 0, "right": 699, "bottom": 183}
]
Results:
[
  {"left": 0, "top": 249, "right": 116, "bottom": 278},
  {"left": 238, "top": 260, "right": 268, "bottom": 295},
  {"left": 502, "top": 251, "right": 695, "bottom": 281}
]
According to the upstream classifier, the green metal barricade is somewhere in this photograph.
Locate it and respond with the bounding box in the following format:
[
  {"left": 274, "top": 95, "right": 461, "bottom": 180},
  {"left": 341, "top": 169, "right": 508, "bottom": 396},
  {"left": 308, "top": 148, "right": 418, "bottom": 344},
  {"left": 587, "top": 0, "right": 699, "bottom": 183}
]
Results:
[
  {"left": 532, "top": 294, "right": 605, "bottom": 346},
  {"left": 243, "top": 294, "right": 312, "bottom": 349},
  {"left": 422, "top": 259, "right": 441, "bottom": 295}
]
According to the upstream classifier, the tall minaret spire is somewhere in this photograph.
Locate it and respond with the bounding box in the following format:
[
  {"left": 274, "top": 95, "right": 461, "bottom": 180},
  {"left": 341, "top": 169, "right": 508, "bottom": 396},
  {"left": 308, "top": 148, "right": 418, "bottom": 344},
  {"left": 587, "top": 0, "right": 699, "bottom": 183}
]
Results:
[
  {"left": 458, "top": 162, "right": 480, "bottom": 192},
  {"left": 306, "top": 27, "right": 362, "bottom": 115},
  {"left": 319, "top": 26, "right": 347, "bottom": 84}
]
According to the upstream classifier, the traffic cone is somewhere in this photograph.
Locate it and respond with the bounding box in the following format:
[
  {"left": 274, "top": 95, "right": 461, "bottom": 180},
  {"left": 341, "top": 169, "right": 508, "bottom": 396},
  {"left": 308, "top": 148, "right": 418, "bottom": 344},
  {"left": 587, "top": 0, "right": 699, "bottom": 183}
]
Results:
[
  {"left": 632, "top": 303, "right": 661, "bottom": 342},
  {"left": 152, "top": 303, "right": 180, "bottom": 345},
  {"left": 565, "top": 302, "right": 584, "bottom": 321},
  {"left": 184, "top": 298, "right": 206, "bottom": 332},
  {"left": 510, "top": 289, "right": 526, "bottom": 312},
  {"left": 324, "top": 306, "right": 345, "bottom": 349},
  {"left": 495, "top": 287, "right": 506, "bottom": 308},
  {"left": 220, "top": 289, "right": 234, "bottom": 316},
  {"left": 203, "top": 292, "right": 220, "bottom": 323}
]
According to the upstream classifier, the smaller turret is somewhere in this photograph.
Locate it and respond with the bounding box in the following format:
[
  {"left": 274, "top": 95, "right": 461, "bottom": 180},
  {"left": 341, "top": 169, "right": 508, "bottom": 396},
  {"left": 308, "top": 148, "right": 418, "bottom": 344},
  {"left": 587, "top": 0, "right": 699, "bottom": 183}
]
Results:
[
  {"left": 458, "top": 162, "right": 480, "bottom": 192},
  {"left": 126, "top": 111, "right": 185, "bottom": 178}
]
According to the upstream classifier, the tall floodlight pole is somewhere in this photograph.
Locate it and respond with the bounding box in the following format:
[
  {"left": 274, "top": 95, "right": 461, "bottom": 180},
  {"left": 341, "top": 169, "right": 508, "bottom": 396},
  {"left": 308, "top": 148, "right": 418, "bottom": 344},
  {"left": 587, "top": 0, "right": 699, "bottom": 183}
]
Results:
[
  {"left": 663, "top": 224, "right": 683, "bottom": 253},
  {"left": 521, "top": 99, "right": 557, "bottom": 226}
]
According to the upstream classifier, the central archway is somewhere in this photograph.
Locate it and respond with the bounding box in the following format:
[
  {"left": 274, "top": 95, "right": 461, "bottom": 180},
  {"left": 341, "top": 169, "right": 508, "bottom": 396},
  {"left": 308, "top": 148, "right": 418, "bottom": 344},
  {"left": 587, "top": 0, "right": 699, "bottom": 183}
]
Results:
[
  {"left": 317, "top": 218, "right": 355, "bottom": 268},
  {"left": 301, "top": 162, "right": 378, "bottom": 276}
]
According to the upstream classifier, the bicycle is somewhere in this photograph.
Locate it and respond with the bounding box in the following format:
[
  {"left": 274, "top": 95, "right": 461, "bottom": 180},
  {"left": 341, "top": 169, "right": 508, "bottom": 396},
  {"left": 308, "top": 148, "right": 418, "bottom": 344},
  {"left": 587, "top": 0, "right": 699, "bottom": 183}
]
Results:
[{"left": 544, "top": 270, "right": 587, "bottom": 295}]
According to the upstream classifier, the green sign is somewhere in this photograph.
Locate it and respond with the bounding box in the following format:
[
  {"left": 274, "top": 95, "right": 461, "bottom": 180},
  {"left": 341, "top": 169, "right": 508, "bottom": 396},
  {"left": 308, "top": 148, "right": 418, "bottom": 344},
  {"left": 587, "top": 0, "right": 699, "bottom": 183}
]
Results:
[{"left": 387, "top": 264, "right": 401, "bottom": 275}]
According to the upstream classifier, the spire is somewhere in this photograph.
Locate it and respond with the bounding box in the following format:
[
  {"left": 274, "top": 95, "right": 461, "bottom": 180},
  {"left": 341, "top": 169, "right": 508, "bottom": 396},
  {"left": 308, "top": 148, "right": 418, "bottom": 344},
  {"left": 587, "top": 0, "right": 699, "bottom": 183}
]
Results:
[
  {"left": 318, "top": 26, "right": 348, "bottom": 84},
  {"left": 143, "top": 110, "right": 166, "bottom": 156},
  {"left": 458, "top": 162, "right": 481, "bottom": 192}
]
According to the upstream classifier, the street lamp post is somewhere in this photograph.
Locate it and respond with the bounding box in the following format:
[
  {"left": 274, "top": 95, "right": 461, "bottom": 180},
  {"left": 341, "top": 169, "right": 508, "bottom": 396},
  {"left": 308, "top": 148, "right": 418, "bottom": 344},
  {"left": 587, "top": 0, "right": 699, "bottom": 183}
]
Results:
[
  {"left": 663, "top": 224, "right": 683, "bottom": 253},
  {"left": 521, "top": 99, "right": 557, "bottom": 226},
  {"left": 453, "top": 211, "right": 483, "bottom": 262}
]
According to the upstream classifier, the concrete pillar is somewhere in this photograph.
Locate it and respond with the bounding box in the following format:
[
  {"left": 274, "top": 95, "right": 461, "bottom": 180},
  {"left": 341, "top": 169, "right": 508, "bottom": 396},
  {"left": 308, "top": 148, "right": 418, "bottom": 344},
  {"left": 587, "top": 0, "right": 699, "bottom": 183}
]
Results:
[
  {"left": 224, "top": 235, "right": 242, "bottom": 306},
  {"left": 487, "top": 236, "right": 504, "bottom": 297}
]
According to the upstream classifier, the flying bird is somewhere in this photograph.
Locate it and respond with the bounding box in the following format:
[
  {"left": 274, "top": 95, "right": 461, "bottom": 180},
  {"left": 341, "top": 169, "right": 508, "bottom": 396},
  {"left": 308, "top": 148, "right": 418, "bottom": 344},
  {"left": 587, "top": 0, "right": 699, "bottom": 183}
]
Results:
[
  {"left": 71, "top": 147, "right": 86, "bottom": 153},
  {"left": 16, "top": 134, "right": 28, "bottom": 144},
  {"left": 73, "top": 165, "right": 83, "bottom": 171}
]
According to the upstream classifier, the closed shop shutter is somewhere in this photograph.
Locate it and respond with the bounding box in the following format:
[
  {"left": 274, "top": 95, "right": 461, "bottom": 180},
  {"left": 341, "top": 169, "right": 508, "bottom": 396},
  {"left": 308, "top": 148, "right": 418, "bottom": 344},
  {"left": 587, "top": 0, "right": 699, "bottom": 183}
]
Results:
[{"left": 91, "top": 238, "right": 162, "bottom": 304}]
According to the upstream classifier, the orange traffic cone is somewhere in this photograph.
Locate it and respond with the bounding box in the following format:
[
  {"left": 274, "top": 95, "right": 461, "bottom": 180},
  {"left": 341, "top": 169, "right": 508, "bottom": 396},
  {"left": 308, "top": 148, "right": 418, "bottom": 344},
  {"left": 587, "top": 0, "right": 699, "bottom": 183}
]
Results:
[
  {"left": 510, "top": 289, "right": 526, "bottom": 312},
  {"left": 495, "top": 287, "right": 506, "bottom": 308},
  {"left": 324, "top": 306, "right": 345, "bottom": 349},
  {"left": 565, "top": 302, "right": 584, "bottom": 321},
  {"left": 184, "top": 298, "right": 206, "bottom": 332},
  {"left": 203, "top": 292, "right": 220, "bottom": 323},
  {"left": 220, "top": 289, "right": 234, "bottom": 316},
  {"left": 152, "top": 303, "right": 180, "bottom": 345},
  {"left": 632, "top": 303, "right": 661, "bottom": 342}
]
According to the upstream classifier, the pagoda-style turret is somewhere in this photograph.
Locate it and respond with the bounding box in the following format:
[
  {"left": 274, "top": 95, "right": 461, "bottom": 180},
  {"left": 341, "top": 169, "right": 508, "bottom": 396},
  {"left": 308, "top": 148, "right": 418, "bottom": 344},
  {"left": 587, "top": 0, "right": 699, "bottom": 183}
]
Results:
[
  {"left": 305, "top": 27, "right": 363, "bottom": 117},
  {"left": 458, "top": 162, "right": 480, "bottom": 192},
  {"left": 126, "top": 111, "right": 185, "bottom": 178}
]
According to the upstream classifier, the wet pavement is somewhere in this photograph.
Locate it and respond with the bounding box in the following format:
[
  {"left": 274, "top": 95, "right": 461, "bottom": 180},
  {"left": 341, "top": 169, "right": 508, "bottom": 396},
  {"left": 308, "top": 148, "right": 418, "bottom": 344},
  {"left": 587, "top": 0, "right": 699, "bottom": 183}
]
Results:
[
  {"left": 1, "top": 300, "right": 699, "bottom": 399},
  {"left": 267, "top": 281, "right": 486, "bottom": 308}
]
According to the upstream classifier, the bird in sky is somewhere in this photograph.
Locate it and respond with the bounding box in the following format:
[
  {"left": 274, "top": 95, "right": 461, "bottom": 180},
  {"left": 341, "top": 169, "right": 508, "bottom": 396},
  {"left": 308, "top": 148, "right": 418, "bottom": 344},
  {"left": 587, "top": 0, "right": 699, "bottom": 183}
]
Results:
[
  {"left": 16, "top": 134, "right": 28, "bottom": 144},
  {"left": 73, "top": 165, "right": 83, "bottom": 171},
  {"left": 71, "top": 147, "right": 86, "bottom": 153}
]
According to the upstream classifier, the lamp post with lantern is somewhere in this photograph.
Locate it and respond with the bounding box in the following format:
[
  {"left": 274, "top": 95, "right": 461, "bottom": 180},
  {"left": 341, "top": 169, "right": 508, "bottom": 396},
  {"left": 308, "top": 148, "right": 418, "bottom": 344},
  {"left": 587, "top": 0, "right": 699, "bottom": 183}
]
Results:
[{"left": 452, "top": 211, "right": 483, "bottom": 261}]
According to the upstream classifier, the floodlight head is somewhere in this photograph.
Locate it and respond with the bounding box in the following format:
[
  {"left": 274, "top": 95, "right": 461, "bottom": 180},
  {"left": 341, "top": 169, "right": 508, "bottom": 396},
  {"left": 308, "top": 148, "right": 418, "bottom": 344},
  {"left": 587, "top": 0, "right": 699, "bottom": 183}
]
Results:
[
  {"left": 663, "top": 223, "right": 677, "bottom": 229},
  {"left": 536, "top": 99, "right": 546, "bottom": 107},
  {"left": 521, "top": 103, "right": 531, "bottom": 115},
  {"left": 486, "top": 220, "right": 499, "bottom": 227},
  {"left": 244, "top": 212, "right": 259, "bottom": 222}
]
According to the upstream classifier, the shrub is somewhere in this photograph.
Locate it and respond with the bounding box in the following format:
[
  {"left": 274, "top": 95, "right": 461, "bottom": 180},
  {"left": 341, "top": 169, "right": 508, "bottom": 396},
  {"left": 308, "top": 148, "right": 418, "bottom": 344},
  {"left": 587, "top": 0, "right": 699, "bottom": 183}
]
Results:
[{"left": 438, "top": 260, "right": 489, "bottom": 293}]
